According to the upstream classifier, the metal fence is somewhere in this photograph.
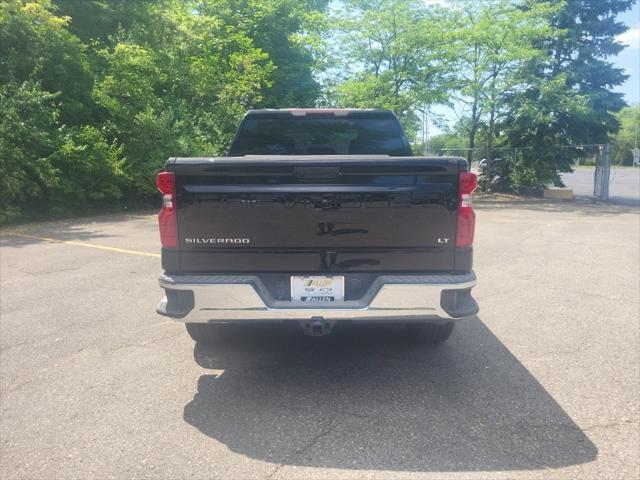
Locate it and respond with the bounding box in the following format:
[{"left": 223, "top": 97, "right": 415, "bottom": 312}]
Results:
[
  {"left": 593, "top": 144, "right": 612, "bottom": 200},
  {"left": 430, "top": 143, "right": 614, "bottom": 200}
]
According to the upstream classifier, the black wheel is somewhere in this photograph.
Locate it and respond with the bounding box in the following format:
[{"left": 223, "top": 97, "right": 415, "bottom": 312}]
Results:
[
  {"left": 185, "top": 323, "right": 227, "bottom": 344},
  {"left": 406, "top": 322, "right": 455, "bottom": 343}
]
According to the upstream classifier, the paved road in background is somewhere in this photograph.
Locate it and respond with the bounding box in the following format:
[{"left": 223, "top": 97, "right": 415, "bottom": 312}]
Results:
[
  {"left": 562, "top": 167, "right": 640, "bottom": 204},
  {"left": 1, "top": 202, "right": 639, "bottom": 479}
]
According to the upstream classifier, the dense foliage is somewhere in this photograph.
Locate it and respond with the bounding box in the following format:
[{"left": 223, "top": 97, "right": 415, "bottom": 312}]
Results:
[
  {"left": 326, "top": 0, "right": 456, "bottom": 138},
  {"left": 499, "top": 0, "right": 634, "bottom": 190},
  {"left": 612, "top": 105, "right": 640, "bottom": 165},
  {"left": 0, "top": 0, "right": 325, "bottom": 222},
  {"left": 0, "top": 0, "right": 635, "bottom": 222},
  {"left": 331, "top": 0, "right": 634, "bottom": 192}
]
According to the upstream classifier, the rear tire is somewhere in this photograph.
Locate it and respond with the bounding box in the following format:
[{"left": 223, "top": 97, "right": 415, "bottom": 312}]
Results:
[
  {"left": 406, "top": 321, "right": 455, "bottom": 343},
  {"left": 185, "top": 323, "right": 226, "bottom": 344}
]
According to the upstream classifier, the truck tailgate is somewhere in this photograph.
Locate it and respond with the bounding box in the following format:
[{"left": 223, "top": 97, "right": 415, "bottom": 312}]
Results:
[{"left": 169, "top": 156, "right": 463, "bottom": 273}]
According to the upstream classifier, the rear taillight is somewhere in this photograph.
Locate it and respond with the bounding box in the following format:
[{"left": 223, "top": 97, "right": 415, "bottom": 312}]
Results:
[
  {"left": 456, "top": 171, "right": 477, "bottom": 248},
  {"left": 157, "top": 171, "right": 177, "bottom": 248}
]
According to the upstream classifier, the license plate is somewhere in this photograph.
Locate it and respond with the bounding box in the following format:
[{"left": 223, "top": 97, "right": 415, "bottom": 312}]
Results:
[{"left": 291, "top": 276, "right": 345, "bottom": 302}]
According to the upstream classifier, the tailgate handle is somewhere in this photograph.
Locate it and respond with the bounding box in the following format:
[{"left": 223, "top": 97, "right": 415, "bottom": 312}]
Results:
[{"left": 294, "top": 167, "right": 339, "bottom": 182}]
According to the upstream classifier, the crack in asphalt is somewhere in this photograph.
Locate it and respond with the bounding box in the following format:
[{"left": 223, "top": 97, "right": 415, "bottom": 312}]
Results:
[{"left": 266, "top": 427, "right": 334, "bottom": 479}]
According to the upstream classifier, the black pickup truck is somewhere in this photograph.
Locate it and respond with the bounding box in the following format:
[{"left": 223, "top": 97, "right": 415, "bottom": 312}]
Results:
[{"left": 156, "top": 109, "right": 478, "bottom": 343}]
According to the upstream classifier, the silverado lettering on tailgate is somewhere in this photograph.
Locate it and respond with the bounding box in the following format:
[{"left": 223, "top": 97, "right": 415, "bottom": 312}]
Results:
[{"left": 184, "top": 238, "right": 251, "bottom": 244}]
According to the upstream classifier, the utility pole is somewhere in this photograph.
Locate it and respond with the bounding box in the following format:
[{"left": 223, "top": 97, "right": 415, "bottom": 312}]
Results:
[
  {"left": 421, "top": 107, "right": 427, "bottom": 155},
  {"left": 424, "top": 109, "right": 428, "bottom": 155},
  {"left": 633, "top": 123, "right": 639, "bottom": 166}
]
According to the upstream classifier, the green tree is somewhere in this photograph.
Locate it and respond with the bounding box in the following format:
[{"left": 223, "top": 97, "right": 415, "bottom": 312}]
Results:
[
  {"left": 329, "top": 0, "right": 455, "bottom": 137},
  {"left": 0, "top": 0, "right": 329, "bottom": 222},
  {"left": 0, "top": 81, "right": 59, "bottom": 222},
  {"left": 427, "top": 117, "right": 479, "bottom": 157},
  {"left": 193, "top": 0, "right": 328, "bottom": 108},
  {"left": 612, "top": 105, "right": 640, "bottom": 165},
  {"left": 52, "top": 0, "right": 158, "bottom": 43},
  {"left": 543, "top": 0, "right": 632, "bottom": 142},
  {"left": 49, "top": 126, "right": 125, "bottom": 214},
  {"left": 0, "top": 0, "right": 98, "bottom": 221},
  {"left": 91, "top": 2, "right": 275, "bottom": 196},
  {"left": 92, "top": 43, "right": 174, "bottom": 195},
  {"left": 0, "top": 0, "right": 94, "bottom": 125},
  {"left": 502, "top": 0, "right": 633, "bottom": 190},
  {"left": 448, "top": 0, "right": 555, "bottom": 164}
]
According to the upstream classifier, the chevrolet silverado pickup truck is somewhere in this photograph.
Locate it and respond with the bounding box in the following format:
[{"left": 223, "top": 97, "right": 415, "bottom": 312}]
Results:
[{"left": 156, "top": 108, "right": 478, "bottom": 343}]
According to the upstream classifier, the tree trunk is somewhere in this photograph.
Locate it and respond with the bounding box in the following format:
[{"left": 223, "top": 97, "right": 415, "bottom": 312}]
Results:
[
  {"left": 467, "top": 99, "right": 479, "bottom": 165},
  {"left": 487, "top": 99, "right": 495, "bottom": 163}
]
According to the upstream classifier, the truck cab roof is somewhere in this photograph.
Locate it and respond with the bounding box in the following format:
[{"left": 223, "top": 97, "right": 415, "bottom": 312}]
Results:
[{"left": 244, "top": 108, "right": 397, "bottom": 117}]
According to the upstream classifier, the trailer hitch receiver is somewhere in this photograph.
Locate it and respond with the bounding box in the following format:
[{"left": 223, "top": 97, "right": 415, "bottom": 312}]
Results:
[{"left": 300, "top": 318, "right": 334, "bottom": 336}]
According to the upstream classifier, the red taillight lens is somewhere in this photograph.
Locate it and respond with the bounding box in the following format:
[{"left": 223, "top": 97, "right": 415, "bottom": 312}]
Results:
[
  {"left": 456, "top": 171, "right": 477, "bottom": 248},
  {"left": 157, "top": 172, "right": 177, "bottom": 248}
]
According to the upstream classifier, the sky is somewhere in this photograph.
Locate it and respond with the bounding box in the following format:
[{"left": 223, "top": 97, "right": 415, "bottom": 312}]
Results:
[
  {"left": 614, "top": 1, "right": 640, "bottom": 105},
  {"left": 426, "top": 0, "right": 640, "bottom": 137}
]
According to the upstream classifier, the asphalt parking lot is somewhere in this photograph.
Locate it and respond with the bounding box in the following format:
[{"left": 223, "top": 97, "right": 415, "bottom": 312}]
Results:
[
  {"left": 1, "top": 199, "right": 639, "bottom": 479},
  {"left": 562, "top": 167, "right": 640, "bottom": 204}
]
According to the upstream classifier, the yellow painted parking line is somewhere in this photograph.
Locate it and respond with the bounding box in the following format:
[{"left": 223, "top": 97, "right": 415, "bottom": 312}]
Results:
[{"left": 2, "top": 232, "right": 160, "bottom": 258}]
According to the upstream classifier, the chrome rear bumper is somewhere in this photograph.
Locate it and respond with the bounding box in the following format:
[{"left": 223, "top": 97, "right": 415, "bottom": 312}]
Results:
[{"left": 157, "top": 273, "right": 477, "bottom": 323}]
